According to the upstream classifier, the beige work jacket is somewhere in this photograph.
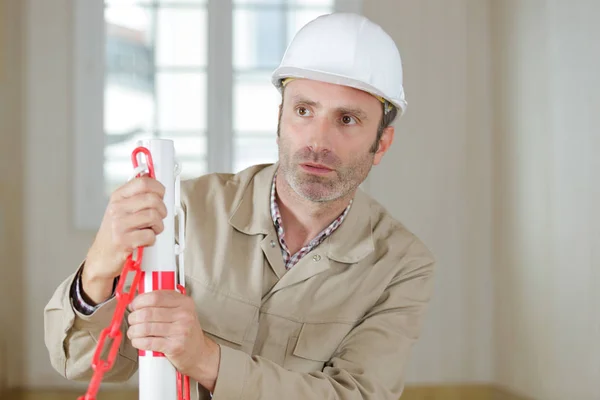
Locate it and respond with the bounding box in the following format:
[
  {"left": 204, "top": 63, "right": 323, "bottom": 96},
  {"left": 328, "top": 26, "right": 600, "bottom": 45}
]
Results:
[{"left": 44, "top": 163, "right": 435, "bottom": 400}]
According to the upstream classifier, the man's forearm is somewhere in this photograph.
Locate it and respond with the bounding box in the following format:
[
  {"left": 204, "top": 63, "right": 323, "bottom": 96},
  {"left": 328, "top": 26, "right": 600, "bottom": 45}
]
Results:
[{"left": 189, "top": 337, "right": 221, "bottom": 393}]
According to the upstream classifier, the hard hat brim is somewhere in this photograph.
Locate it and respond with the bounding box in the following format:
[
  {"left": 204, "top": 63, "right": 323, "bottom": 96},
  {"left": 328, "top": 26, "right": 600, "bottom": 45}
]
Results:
[{"left": 272, "top": 66, "right": 407, "bottom": 116}]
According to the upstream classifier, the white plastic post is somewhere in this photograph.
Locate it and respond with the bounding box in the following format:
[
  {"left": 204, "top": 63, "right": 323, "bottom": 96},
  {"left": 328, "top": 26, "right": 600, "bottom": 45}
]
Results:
[{"left": 134, "top": 138, "right": 180, "bottom": 400}]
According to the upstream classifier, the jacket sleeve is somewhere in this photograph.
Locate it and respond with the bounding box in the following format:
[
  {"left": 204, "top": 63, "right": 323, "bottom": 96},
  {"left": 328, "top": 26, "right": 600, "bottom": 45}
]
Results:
[
  {"left": 210, "top": 253, "right": 435, "bottom": 400},
  {"left": 43, "top": 262, "right": 138, "bottom": 382}
]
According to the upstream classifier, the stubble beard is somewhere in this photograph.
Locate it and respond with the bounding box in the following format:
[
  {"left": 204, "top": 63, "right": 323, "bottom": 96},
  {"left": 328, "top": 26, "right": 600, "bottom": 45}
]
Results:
[{"left": 277, "top": 130, "right": 374, "bottom": 203}]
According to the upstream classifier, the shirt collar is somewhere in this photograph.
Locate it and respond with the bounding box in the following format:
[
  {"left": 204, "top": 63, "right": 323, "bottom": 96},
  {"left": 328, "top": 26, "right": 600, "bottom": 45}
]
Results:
[
  {"left": 269, "top": 170, "right": 352, "bottom": 268},
  {"left": 228, "top": 163, "right": 374, "bottom": 264}
]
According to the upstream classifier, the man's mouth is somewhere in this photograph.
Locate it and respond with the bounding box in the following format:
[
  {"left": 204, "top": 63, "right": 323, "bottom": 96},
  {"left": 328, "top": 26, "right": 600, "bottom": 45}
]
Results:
[{"left": 300, "top": 163, "right": 334, "bottom": 175}]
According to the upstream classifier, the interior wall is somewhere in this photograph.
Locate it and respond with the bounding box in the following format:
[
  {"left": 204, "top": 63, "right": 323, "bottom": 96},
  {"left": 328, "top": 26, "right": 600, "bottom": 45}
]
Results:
[
  {"left": 0, "top": 0, "right": 25, "bottom": 391},
  {"left": 363, "top": 0, "right": 494, "bottom": 384},
  {"left": 491, "top": 1, "right": 600, "bottom": 399},
  {"left": 23, "top": 0, "right": 99, "bottom": 389}
]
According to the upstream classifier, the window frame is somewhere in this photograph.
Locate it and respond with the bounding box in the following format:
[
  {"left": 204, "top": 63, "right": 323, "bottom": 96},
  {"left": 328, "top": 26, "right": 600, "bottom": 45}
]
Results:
[{"left": 73, "top": 0, "right": 363, "bottom": 230}]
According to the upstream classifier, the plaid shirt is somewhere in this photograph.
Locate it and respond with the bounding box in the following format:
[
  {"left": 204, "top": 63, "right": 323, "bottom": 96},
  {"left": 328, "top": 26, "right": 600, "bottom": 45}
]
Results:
[
  {"left": 72, "top": 171, "right": 351, "bottom": 314},
  {"left": 270, "top": 171, "right": 351, "bottom": 270},
  {"left": 70, "top": 269, "right": 118, "bottom": 315}
]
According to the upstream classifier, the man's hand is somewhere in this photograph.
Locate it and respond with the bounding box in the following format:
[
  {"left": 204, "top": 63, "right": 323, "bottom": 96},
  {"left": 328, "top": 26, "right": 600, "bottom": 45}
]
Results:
[
  {"left": 82, "top": 176, "right": 167, "bottom": 304},
  {"left": 127, "top": 290, "right": 221, "bottom": 392}
]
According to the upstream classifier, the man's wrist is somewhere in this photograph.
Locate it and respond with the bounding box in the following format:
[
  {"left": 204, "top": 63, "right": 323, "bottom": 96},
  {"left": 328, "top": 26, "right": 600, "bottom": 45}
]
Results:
[
  {"left": 192, "top": 338, "right": 221, "bottom": 393},
  {"left": 81, "top": 264, "right": 116, "bottom": 305}
]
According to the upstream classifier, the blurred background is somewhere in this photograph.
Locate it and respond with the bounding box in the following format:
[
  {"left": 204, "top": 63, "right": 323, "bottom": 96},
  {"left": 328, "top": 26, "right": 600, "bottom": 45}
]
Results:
[{"left": 0, "top": 0, "right": 598, "bottom": 399}]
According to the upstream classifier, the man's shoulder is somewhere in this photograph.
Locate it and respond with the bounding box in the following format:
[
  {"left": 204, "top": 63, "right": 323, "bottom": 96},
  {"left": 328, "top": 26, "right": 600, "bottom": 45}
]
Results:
[
  {"left": 179, "top": 163, "right": 272, "bottom": 210},
  {"left": 361, "top": 191, "right": 436, "bottom": 268}
]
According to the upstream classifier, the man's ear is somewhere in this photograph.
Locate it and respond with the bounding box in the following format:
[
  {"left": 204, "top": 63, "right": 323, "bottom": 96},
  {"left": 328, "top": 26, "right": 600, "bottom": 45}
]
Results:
[{"left": 373, "top": 126, "right": 395, "bottom": 166}]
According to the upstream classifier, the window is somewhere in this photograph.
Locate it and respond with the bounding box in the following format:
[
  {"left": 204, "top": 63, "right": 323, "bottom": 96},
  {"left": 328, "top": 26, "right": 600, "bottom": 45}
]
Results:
[
  {"left": 103, "top": 0, "right": 209, "bottom": 194},
  {"left": 73, "top": 0, "right": 362, "bottom": 229}
]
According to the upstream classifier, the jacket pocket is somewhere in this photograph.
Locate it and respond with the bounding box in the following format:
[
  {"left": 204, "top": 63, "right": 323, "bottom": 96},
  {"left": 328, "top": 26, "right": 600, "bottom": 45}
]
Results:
[
  {"left": 284, "top": 322, "right": 354, "bottom": 372},
  {"left": 187, "top": 277, "right": 258, "bottom": 349}
]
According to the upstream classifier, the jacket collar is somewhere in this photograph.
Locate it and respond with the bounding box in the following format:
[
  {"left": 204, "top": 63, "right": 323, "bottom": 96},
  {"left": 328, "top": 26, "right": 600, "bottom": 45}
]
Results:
[{"left": 228, "top": 163, "right": 374, "bottom": 264}]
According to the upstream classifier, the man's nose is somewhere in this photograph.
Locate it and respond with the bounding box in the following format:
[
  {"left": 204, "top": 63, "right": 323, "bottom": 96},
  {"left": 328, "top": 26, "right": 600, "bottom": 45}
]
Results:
[{"left": 306, "top": 116, "right": 333, "bottom": 153}]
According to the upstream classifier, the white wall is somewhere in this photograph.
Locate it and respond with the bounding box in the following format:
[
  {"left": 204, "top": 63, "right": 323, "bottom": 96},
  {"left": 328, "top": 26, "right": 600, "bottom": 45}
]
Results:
[
  {"left": 0, "top": 0, "right": 25, "bottom": 390},
  {"left": 24, "top": 0, "right": 98, "bottom": 388},
  {"left": 491, "top": 1, "right": 600, "bottom": 399},
  {"left": 364, "top": 0, "right": 494, "bottom": 384}
]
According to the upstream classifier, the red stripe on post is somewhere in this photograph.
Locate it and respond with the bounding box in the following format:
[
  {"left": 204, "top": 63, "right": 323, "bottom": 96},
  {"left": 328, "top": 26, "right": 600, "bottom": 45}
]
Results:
[{"left": 153, "top": 270, "right": 175, "bottom": 290}]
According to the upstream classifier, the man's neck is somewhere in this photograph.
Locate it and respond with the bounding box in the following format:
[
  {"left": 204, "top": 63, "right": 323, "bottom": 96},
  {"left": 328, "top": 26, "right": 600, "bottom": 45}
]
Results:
[{"left": 275, "top": 173, "right": 353, "bottom": 254}]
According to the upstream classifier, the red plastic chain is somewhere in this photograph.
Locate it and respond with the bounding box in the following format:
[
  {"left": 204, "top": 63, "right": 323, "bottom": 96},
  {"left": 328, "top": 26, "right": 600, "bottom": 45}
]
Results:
[
  {"left": 78, "top": 146, "right": 189, "bottom": 400},
  {"left": 176, "top": 284, "right": 190, "bottom": 400}
]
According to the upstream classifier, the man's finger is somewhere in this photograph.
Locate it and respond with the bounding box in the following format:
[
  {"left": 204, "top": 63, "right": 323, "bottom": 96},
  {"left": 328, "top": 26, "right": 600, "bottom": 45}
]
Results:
[
  {"left": 127, "top": 322, "right": 172, "bottom": 339},
  {"left": 128, "top": 307, "right": 182, "bottom": 325},
  {"left": 130, "top": 336, "right": 169, "bottom": 354},
  {"left": 114, "top": 192, "right": 168, "bottom": 217},
  {"left": 112, "top": 176, "right": 165, "bottom": 201}
]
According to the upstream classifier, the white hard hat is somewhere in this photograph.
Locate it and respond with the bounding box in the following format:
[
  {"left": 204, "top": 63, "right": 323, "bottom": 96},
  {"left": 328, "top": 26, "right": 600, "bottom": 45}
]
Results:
[{"left": 272, "top": 12, "right": 407, "bottom": 116}]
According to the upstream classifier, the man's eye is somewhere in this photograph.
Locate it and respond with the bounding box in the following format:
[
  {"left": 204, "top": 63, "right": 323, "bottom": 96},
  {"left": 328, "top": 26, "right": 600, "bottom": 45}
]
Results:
[
  {"left": 296, "top": 107, "right": 312, "bottom": 117},
  {"left": 341, "top": 115, "right": 357, "bottom": 125}
]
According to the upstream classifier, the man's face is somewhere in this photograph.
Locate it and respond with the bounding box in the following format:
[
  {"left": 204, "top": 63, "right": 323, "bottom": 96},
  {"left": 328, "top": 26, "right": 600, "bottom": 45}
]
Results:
[{"left": 277, "top": 79, "right": 394, "bottom": 203}]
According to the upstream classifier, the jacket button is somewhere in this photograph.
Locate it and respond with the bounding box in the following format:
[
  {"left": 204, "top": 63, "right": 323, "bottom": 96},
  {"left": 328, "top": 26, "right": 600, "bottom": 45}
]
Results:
[
  {"left": 312, "top": 254, "right": 321, "bottom": 262},
  {"left": 270, "top": 240, "right": 276, "bottom": 248}
]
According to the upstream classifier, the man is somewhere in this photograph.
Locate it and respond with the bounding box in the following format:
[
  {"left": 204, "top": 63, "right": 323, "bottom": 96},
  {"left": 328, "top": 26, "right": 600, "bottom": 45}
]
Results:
[{"left": 44, "top": 12, "right": 435, "bottom": 400}]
